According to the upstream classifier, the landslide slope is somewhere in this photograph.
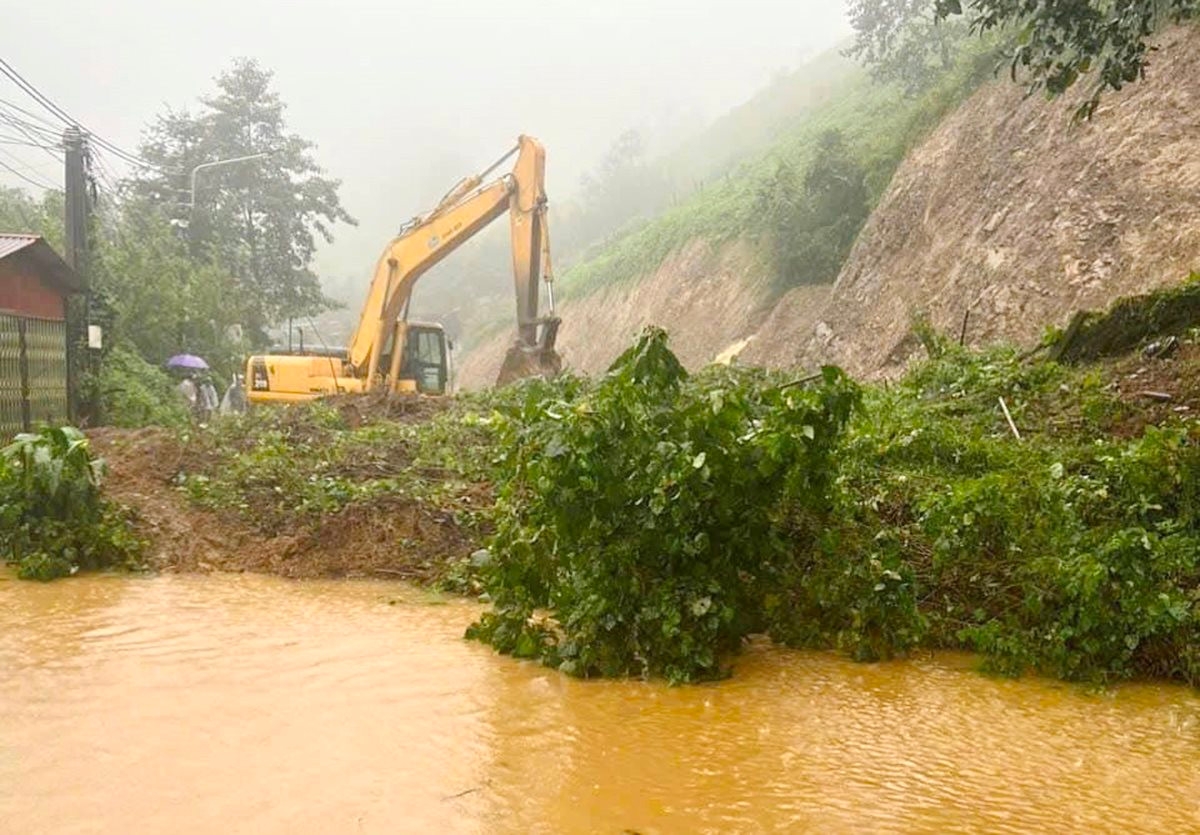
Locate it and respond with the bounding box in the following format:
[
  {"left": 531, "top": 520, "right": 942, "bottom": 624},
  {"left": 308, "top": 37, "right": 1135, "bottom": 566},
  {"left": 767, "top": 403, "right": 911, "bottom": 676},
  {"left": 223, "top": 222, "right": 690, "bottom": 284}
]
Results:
[
  {"left": 742, "top": 26, "right": 1200, "bottom": 375},
  {"left": 462, "top": 27, "right": 1200, "bottom": 388}
]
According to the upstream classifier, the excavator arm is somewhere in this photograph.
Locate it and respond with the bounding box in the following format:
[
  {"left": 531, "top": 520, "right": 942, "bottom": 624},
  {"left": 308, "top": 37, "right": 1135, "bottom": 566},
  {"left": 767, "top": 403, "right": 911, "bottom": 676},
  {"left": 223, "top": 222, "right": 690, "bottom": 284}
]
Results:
[{"left": 347, "top": 135, "right": 560, "bottom": 390}]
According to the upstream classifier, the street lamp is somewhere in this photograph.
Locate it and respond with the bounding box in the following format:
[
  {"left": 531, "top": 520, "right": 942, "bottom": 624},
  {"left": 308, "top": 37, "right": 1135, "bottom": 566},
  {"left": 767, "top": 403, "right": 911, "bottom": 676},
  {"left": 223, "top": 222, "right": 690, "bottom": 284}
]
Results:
[{"left": 186, "top": 153, "right": 269, "bottom": 215}]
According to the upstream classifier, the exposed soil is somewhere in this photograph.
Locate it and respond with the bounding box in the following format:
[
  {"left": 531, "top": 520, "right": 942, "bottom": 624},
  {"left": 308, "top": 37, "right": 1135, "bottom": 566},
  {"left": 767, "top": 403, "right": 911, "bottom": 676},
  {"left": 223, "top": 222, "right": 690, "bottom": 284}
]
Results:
[
  {"left": 1103, "top": 342, "right": 1200, "bottom": 438},
  {"left": 744, "top": 25, "right": 1200, "bottom": 377},
  {"left": 325, "top": 391, "right": 451, "bottom": 428},
  {"left": 458, "top": 239, "right": 777, "bottom": 389},
  {"left": 88, "top": 425, "right": 479, "bottom": 583}
]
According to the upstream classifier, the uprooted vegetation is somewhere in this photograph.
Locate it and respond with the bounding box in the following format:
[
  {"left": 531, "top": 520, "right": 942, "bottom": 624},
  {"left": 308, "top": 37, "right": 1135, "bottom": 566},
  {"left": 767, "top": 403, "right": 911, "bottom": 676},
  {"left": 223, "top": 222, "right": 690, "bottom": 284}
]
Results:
[
  {"left": 467, "top": 330, "right": 861, "bottom": 682},
  {"left": 458, "top": 322, "right": 1200, "bottom": 685},
  {"left": 74, "top": 281, "right": 1200, "bottom": 687}
]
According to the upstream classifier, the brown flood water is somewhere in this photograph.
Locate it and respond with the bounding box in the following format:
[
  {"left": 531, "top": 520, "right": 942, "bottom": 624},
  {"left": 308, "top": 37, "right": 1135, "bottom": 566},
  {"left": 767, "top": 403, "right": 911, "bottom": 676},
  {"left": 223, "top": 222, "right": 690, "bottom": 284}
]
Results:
[{"left": 2, "top": 573, "right": 1199, "bottom": 834}]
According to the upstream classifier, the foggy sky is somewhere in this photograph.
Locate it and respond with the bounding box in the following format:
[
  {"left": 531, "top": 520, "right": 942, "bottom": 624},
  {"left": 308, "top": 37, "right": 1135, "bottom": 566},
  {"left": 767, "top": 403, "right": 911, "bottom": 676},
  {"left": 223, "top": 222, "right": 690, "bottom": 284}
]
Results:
[{"left": 3, "top": 0, "right": 849, "bottom": 278}]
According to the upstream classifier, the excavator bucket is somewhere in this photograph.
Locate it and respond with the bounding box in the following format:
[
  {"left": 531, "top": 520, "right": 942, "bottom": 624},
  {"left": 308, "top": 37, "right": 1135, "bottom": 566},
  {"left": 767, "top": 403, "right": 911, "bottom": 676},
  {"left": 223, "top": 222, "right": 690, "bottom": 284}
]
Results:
[
  {"left": 495, "top": 320, "right": 562, "bottom": 386},
  {"left": 496, "top": 344, "right": 562, "bottom": 386}
]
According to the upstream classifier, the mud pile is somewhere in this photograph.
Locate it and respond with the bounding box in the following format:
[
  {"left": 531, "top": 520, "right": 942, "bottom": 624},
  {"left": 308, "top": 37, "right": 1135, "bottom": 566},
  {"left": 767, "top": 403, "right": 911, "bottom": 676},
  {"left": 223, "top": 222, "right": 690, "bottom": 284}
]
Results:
[{"left": 89, "top": 421, "right": 479, "bottom": 582}]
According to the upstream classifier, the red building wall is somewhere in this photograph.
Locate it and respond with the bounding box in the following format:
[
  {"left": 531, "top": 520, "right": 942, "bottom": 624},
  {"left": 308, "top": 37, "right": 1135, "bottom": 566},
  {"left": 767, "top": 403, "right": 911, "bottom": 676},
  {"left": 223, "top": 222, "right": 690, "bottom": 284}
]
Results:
[{"left": 0, "top": 257, "right": 68, "bottom": 321}]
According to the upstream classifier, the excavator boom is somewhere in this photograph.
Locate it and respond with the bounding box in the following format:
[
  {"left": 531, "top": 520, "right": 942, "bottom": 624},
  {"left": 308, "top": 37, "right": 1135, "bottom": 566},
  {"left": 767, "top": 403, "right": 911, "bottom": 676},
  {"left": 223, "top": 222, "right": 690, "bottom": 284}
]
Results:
[
  {"left": 246, "top": 135, "right": 560, "bottom": 405},
  {"left": 350, "top": 135, "right": 560, "bottom": 390}
]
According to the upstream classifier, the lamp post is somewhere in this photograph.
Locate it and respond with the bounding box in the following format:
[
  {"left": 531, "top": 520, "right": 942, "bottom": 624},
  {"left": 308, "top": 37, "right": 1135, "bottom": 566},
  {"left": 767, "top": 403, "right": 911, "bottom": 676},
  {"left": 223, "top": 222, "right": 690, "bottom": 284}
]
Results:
[{"left": 186, "top": 153, "right": 268, "bottom": 215}]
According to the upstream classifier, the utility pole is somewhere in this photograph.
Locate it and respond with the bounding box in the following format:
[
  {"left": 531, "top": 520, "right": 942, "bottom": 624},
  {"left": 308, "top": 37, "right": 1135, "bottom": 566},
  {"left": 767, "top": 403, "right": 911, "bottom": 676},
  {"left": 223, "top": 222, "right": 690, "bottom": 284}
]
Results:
[
  {"left": 63, "top": 126, "right": 90, "bottom": 422},
  {"left": 63, "top": 127, "right": 89, "bottom": 277}
]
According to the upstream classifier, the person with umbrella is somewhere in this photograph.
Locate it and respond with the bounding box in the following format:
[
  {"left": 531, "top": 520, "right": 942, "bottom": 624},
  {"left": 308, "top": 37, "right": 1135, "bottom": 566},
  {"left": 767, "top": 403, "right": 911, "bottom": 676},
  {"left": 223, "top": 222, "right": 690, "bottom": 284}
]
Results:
[
  {"left": 166, "top": 354, "right": 210, "bottom": 419},
  {"left": 176, "top": 373, "right": 198, "bottom": 414}
]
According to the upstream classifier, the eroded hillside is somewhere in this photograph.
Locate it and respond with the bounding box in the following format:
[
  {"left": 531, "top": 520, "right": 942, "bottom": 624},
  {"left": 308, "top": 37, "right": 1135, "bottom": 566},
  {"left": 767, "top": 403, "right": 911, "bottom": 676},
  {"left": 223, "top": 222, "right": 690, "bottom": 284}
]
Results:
[
  {"left": 744, "top": 25, "right": 1200, "bottom": 375},
  {"left": 462, "top": 27, "right": 1200, "bottom": 385},
  {"left": 458, "top": 240, "right": 776, "bottom": 387}
]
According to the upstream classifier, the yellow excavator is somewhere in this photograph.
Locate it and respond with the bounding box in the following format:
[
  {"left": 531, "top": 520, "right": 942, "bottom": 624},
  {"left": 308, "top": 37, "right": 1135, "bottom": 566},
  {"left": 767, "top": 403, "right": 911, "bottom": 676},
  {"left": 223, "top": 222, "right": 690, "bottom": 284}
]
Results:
[{"left": 246, "top": 135, "right": 561, "bottom": 404}]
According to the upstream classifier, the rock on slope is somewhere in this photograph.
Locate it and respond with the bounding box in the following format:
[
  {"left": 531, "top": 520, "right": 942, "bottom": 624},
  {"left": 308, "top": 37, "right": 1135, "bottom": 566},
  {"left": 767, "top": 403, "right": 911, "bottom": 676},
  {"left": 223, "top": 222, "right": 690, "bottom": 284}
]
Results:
[{"left": 743, "top": 26, "right": 1200, "bottom": 375}]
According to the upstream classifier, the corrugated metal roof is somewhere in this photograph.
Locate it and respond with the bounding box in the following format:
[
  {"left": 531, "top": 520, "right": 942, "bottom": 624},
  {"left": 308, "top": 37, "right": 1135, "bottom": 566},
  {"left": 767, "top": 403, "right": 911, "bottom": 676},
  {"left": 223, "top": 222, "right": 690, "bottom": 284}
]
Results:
[{"left": 0, "top": 234, "right": 39, "bottom": 261}]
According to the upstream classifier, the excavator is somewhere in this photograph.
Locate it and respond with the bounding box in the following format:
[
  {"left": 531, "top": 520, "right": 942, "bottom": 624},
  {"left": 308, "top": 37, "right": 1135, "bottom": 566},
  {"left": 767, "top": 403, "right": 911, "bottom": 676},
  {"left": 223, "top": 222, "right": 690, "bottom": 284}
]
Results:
[{"left": 246, "top": 135, "right": 561, "bottom": 404}]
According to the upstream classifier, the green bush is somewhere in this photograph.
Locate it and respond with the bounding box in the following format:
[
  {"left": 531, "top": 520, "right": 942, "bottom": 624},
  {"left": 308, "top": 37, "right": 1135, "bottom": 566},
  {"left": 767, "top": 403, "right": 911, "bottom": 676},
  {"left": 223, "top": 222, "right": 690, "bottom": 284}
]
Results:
[
  {"left": 832, "top": 343, "right": 1200, "bottom": 685},
  {"left": 755, "top": 130, "right": 871, "bottom": 292},
  {"left": 468, "top": 328, "right": 861, "bottom": 682},
  {"left": 90, "top": 345, "right": 189, "bottom": 428},
  {"left": 0, "top": 426, "right": 143, "bottom": 580}
]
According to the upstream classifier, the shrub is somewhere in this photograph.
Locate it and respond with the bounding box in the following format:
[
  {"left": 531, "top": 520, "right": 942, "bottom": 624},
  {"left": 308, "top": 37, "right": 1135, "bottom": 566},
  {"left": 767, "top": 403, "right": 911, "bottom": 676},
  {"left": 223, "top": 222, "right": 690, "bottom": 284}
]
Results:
[
  {"left": 468, "top": 327, "right": 861, "bottom": 682},
  {"left": 0, "top": 426, "right": 143, "bottom": 580},
  {"left": 89, "top": 345, "right": 189, "bottom": 428}
]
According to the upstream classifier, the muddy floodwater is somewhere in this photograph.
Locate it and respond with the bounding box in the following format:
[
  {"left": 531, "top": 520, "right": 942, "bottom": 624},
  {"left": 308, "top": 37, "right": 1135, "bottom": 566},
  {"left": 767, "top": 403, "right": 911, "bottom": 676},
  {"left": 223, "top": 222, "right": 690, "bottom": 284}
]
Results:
[{"left": 2, "top": 574, "right": 1199, "bottom": 834}]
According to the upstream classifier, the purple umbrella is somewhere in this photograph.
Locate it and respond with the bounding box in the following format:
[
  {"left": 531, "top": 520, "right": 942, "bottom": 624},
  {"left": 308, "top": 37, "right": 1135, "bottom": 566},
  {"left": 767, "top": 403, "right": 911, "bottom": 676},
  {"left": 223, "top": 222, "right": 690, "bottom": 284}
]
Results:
[{"left": 165, "top": 354, "right": 209, "bottom": 371}]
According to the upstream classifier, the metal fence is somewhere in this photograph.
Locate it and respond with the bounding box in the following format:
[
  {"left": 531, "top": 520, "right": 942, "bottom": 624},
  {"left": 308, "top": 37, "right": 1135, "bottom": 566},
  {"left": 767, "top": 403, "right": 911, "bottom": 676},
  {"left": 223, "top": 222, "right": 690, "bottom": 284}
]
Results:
[{"left": 0, "top": 313, "right": 68, "bottom": 437}]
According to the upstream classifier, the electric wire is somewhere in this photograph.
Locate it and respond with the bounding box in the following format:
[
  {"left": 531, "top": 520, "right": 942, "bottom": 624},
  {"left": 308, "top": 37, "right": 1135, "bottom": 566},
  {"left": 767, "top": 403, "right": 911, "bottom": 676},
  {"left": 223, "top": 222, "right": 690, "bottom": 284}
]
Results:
[
  {"left": 0, "top": 108, "right": 60, "bottom": 140},
  {"left": 0, "top": 57, "right": 177, "bottom": 173},
  {"left": 89, "top": 147, "right": 125, "bottom": 201},
  {"left": 0, "top": 108, "right": 64, "bottom": 163},
  {"left": 0, "top": 135, "right": 62, "bottom": 150},
  {"left": 0, "top": 95, "right": 60, "bottom": 130},
  {"left": 0, "top": 152, "right": 57, "bottom": 191}
]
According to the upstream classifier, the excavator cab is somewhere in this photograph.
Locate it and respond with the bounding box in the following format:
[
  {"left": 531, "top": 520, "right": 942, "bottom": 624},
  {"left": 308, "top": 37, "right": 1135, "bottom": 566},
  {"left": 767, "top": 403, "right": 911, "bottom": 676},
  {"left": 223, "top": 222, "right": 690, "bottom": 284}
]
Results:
[
  {"left": 246, "top": 321, "right": 449, "bottom": 405},
  {"left": 391, "top": 321, "right": 449, "bottom": 395}
]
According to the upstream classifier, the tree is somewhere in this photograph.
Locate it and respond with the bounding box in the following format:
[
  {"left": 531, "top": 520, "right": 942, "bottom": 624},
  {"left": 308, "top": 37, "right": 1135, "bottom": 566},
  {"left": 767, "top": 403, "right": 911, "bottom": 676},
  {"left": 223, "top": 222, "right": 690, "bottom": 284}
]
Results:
[
  {"left": 133, "top": 58, "right": 355, "bottom": 342},
  {"left": 851, "top": 0, "right": 1200, "bottom": 118},
  {"left": 756, "top": 130, "right": 870, "bottom": 290},
  {"left": 846, "top": 0, "right": 969, "bottom": 95},
  {"left": 0, "top": 186, "right": 64, "bottom": 250},
  {"left": 90, "top": 199, "right": 243, "bottom": 369}
]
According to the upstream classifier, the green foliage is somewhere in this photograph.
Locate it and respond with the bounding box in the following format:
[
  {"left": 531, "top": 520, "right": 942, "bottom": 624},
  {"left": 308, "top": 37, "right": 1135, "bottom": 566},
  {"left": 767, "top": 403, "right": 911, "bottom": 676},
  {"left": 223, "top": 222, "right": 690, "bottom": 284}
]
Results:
[
  {"left": 755, "top": 130, "right": 871, "bottom": 291},
  {"left": 847, "top": 0, "right": 972, "bottom": 94},
  {"left": 0, "top": 427, "right": 142, "bottom": 581},
  {"left": 468, "top": 328, "right": 861, "bottom": 682},
  {"left": 853, "top": 0, "right": 1198, "bottom": 117},
  {"left": 91, "top": 200, "right": 248, "bottom": 377},
  {"left": 86, "top": 344, "right": 189, "bottom": 429},
  {"left": 830, "top": 339, "right": 1200, "bottom": 685},
  {"left": 131, "top": 57, "right": 355, "bottom": 341},
  {"left": 0, "top": 186, "right": 64, "bottom": 250},
  {"left": 932, "top": 0, "right": 1198, "bottom": 118}
]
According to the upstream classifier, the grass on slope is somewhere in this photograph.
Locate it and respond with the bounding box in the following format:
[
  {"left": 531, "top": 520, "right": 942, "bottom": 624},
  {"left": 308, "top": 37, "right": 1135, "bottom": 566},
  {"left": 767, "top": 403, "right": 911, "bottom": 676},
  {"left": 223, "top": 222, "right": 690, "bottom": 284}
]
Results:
[{"left": 559, "top": 42, "right": 998, "bottom": 302}]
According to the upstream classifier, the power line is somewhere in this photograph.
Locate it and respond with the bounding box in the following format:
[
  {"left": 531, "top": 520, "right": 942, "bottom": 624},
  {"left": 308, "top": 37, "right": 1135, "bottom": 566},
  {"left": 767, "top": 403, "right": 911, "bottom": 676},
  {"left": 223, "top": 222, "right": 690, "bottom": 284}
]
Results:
[
  {"left": 0, "top": 57, "right": 176, "bottom": 173},
  {"left": 0, "top": 58, "right": 75, "bottom": 126},
  {"left": 0, "top": 135, "right": 62, "bottom": 151},
  {"left": 0, "top": 153, "right": 57, "bottom": 191},
  {"left": 0, "top": 96, "right": 60, "bottom": 130},
  {"left": 0, "top": 108, "right": 64, "bottom": 164},
  {"left": 89, "top": 148, "right": 124, "bottom": 200},
  {"left": 0, "top": 107, "right": 59, "bottom": 140},
  {"left": 0, "top": 143, "right": 58, "bottom": 173}
]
